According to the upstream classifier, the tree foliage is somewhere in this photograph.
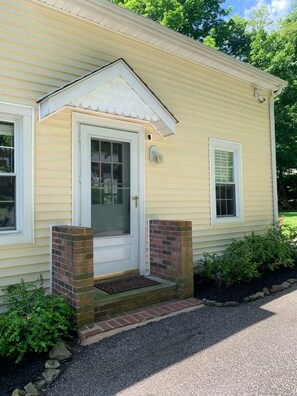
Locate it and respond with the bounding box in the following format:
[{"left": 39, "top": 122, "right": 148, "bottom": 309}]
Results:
[
  {"left": 110, "top": 0, "right": 297, "bottom": 207},
  {"left": 111, "top": 0, "right": 231, "bottom": 41},
  {"left": 247, "top": 9, "right": 297, "bottom": 207}
]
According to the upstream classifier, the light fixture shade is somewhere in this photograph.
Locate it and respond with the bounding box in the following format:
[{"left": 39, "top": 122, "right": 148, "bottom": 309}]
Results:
[{"left": 254, "top": 88, "right": 266, "bottom": 103}]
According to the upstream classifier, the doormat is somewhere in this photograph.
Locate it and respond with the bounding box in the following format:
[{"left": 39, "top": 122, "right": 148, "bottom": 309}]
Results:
[{"left": 94, "top": 276, "right": 161, "bottom": 294}]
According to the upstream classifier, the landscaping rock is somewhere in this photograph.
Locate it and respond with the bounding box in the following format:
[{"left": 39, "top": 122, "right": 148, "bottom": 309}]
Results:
[
  {"left": 270, "top": 284, "right": 285, "bottom": 293},
  {"left": 34, "top": 379, "right": 47, "bottom": 391},
  {"left": 249, "top": 292, "right": 265, "bottom": 301},
  {"left": 24, "top": 382, "right": 40, "bottom": 396},
  {"left": 287, "top": 278, "right": 297, "bottom": 284},
  {"left": 204, "top": 300, "right": 217, "bottom": 307},
  {"left": 223, "top": 301, "right": 240, "bottom": 307},
  {"left": 45, "top": 359, "right": 60, "bottom": 369},
  {"left": 42, "top": 368, "right": 61, "bottom": 384},
  {"left": 243, "top": 297, "right": 250, "bottom": 303},
  {"left": 282, "top": 281, "right": 291, "bottom": 289},
  {"left": 263, "top": 287, "right": 270, "bottom": 296},
  {"left": 204, "top": 300, "right": 224, "bottom": 307},
  {"left": 11, "top": 389, "right": 25, "bottom": 396},
  {"left": 49, "top": 342, "right": 72, "bottom": 361}
]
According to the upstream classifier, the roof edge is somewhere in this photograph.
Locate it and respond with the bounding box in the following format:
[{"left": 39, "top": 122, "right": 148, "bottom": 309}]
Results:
[{"left": 35, "top": 0, "right": 288, "bottom": 91}]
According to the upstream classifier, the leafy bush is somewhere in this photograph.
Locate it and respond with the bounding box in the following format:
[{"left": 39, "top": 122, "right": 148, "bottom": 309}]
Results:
[
  {"left": 0, "top": 276, "right": 75, "bottom": 363},
  {"left": 202, "top": 227, "right": 296, "bottom": 286}
]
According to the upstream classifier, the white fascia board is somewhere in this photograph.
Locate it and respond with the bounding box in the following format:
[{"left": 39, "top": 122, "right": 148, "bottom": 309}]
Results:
[
  {"left": 39, "top": 63, "right": 121, "bottom": 118},
  {"left": 35, "top": 0, "right": 288, "bottom": 92},
  {"left": 118, "top": 63, "right": 176, "bottom": 135},
  {"left": 38, "top": 59, "right": 177, "bottom": 136}
]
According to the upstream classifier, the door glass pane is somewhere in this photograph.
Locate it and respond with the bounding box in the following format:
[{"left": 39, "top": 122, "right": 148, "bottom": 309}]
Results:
[
  {"left": 113, "top": 164, "right": 122, "bottom": 185},
  {"left": 101, "top": 141, "right": 111, "bottom": 162},
  {"left": 101, "top": 163, "right": 112, "bottom": 182},
  {"left": 91, "top": 140, "right": 100, "bottom": 161},
  {"left": 91, "top": 139, "right": 130, "bottom": 237},
  {"left": 112, "top": 143, "right": 122, "bottom": 162}
]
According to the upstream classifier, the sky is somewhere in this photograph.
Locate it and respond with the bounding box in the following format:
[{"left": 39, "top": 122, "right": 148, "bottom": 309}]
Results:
[{"left": 223, "top": 0, "right": 295, "bottom": 20}]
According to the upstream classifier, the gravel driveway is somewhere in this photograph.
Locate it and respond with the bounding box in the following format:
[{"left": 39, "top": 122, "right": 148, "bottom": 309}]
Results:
[{"left": 45, "top": 286, "right": 297, "bottom": 396}]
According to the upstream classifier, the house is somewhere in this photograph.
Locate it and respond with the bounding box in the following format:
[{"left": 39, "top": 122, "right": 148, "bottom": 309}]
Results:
[{"left": 0, "top": 0, "right": 287, "bottom": 319}]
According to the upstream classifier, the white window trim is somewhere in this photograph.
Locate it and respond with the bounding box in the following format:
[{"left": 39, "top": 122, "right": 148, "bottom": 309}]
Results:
[
  {"left": 0, "top": 102, "right": 34, "bottom": 245},
  {"left": 209, "top": 138, "right": 243, "bottom": 225}
]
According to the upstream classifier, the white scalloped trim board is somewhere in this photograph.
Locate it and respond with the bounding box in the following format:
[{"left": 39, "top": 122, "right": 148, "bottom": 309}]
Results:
[{"left": 71, "top": 76, "right": 159, "bottom": 123}]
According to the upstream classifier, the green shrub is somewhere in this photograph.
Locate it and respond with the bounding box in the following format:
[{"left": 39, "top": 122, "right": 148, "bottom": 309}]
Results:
[
  {"left": 202, "top": 227, "right": 296, "bottom": 286},
  {"left": 0, "top": 276, "right": 75, "bottom": 363}
]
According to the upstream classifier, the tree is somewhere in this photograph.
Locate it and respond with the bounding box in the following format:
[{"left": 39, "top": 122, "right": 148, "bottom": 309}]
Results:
[
  {"left": 204, "top": 15, "right": 252, "bottom": 61},
  {"left": 248, "top": 10, "right": 297, "bottom": 208},
  {"left": 111, "top": 0, "right": 231, "bottom": 41}
]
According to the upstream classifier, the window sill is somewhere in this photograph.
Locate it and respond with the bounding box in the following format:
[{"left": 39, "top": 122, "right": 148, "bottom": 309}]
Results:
[
  {"left": 0, "top": 230, "right": 33, "bottom": 246},
  {"left": 211, "top": 216, "right": 244, "bottom": 226}
]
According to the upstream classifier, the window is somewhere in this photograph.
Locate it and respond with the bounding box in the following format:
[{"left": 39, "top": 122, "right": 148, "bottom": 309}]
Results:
[
  {"left": 0, "top": 121, "right": 16, "bottom": 231},
  {"left": 210, "top": 139, "right": 243, "bottom": 224},
  {"left": 0, "top": 102, "right": 33, "bottom": 244}
]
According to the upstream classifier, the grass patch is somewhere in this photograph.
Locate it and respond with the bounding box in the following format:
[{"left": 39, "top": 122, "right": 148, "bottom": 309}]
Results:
[{"left": 280, "top": 211, "right": 297, "bottom": 227}]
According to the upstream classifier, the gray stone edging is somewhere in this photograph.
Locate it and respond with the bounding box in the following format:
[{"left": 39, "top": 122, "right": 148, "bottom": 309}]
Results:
[
  {"left": 202, "top": 278, "right": 297, "bottom": 308},
  {"left": 11, "top": 342, "right": 72, "bottom": 396}
]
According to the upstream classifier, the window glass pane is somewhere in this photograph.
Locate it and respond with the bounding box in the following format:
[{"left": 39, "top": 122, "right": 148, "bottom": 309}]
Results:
[
  {"left": 0, "top": 176, "right": 16, "bottom": 230},
  {"left": 215, "top": 150, "right": 234, "bottom": 183},
  {"left": 0, "top": 122, "right": 14, "bottom": 147},
  {"left": 0, "top": 148, "right": 14, "bottom": 173},
  {"left": 101, "top": 141, "right": 111, "bottom": 162},
  {"left": 216, "top": 183, "right": 236, "bottom": 217},
  {"left": 227, "top": 198, "right": 235, "bottom": 216},
  {"left": 0, "top": 122, "right": 14, "bottom": 173}
]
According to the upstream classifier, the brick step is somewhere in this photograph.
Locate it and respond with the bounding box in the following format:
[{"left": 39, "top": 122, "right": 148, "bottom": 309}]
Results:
[
  {"left": 79, "top": 297, "right": 203, "bottom": 344},
  {"left": 94, "top": 276, "right": 177, "bottom": 321}
]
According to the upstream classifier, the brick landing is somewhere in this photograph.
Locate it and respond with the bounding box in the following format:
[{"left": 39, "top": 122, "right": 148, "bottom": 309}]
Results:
[{"left": 78, "top": 297, "right": 203, "bottom": 345}]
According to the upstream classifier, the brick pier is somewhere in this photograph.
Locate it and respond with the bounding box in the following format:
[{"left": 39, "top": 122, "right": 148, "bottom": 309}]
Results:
[
  {"left": 51, "top": 226, "right": 94, "bottom": 327},
  {"left": 149, "top": 220, "right": 194, "bottom": 299}
]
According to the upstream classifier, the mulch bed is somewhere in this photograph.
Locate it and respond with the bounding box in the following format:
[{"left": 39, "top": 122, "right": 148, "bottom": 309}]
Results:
[
  {"left": 194, "top": 264, "right": 297, "bottom": 303},
  {"left": 94, "top": 275, "right": 161, "bottom": 294},
  {"left": 0, "top": 340, "right": 81, "bottom": 396},
  {"left": 0, "top": 352, "right": 48, "bottom": 396}
]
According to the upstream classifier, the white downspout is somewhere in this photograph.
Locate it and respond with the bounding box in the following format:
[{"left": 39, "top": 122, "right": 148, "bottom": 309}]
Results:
[{"left": 269, "top": 86, "right": 283, "bottom": 224}]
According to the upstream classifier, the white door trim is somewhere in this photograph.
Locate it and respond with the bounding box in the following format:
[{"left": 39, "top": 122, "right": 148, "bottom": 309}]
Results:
[{"left": 72, "top": 112, "right": 146, "bottom": 275}]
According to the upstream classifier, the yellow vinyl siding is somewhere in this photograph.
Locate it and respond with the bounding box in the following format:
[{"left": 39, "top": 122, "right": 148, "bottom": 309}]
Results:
[{"left": 0, "top": 0, "right": 274, "bottom": 305}]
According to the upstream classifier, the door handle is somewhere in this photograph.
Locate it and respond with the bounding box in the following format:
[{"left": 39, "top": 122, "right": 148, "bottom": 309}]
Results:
[{"left": 132, "top": 195, "right": 139, "bottom": 208}]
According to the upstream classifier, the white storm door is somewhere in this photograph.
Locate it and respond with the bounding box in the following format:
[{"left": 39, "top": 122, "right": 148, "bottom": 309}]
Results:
[{"left": 80, "top": 124, "right": 139, "bottom": 277}]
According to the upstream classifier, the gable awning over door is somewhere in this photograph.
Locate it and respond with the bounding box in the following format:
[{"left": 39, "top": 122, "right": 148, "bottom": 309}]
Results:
[{"left": 37, "top": 58, "right": 178, "bottom": 137}]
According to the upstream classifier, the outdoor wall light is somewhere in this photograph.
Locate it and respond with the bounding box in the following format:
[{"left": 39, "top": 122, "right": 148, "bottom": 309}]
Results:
[
  {"left": 149, "top": 145, "right": 163, "bottom": 164},
  {"left": 254, "top": 88, "right": 266, "bottom": 104}
]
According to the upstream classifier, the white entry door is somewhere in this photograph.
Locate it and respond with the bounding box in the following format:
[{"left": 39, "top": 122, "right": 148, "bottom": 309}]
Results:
[{"left": 80, "top": 124, "right": 139, "bottom": 277}]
